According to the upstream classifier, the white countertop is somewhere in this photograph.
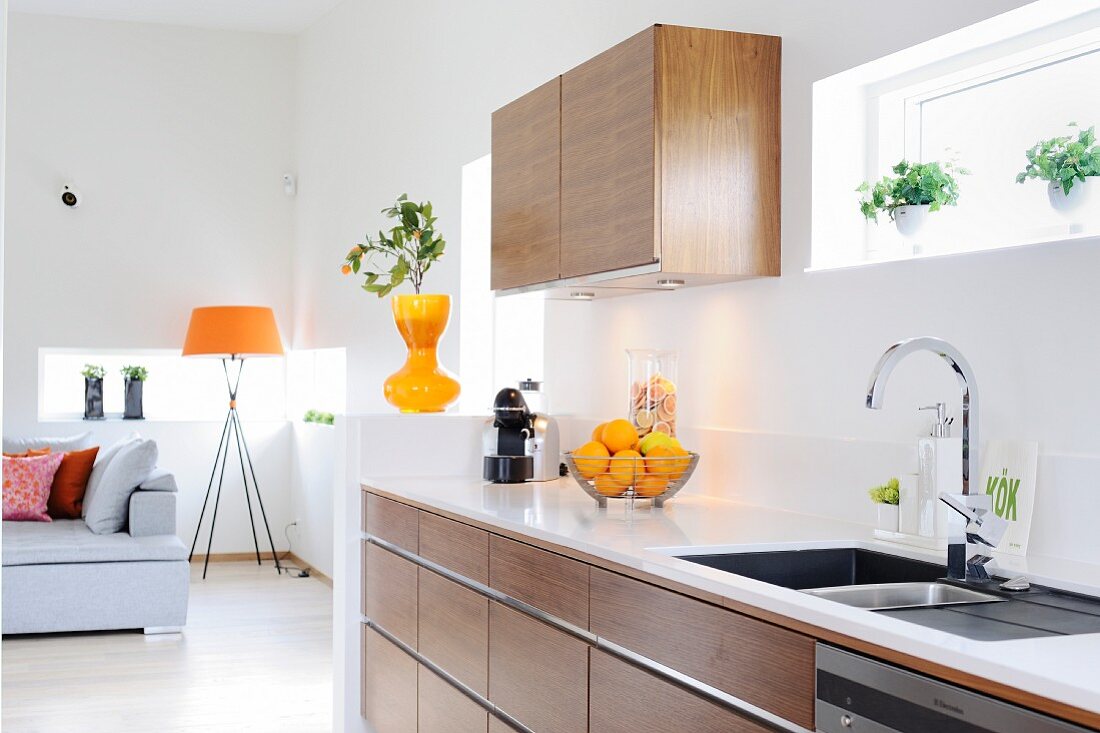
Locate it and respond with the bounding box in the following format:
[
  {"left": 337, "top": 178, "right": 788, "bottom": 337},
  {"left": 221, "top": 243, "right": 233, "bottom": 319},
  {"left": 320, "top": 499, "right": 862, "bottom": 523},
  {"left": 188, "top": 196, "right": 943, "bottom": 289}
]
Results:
[{"left": 361, "top": 475, "right": 1100, "bottom": 717}]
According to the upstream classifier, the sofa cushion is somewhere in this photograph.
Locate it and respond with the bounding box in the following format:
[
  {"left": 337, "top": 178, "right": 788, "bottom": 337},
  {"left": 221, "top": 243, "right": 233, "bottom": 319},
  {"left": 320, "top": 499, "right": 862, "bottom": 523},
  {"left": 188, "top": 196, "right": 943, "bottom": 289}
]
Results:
[
  {"left": 1, "top": 519, "right": 186, "bottom": 565},
  {"left": 47, "top": 446, "right": 100, "bottom": 519},
  {"left": 82, "top": 434, "right": 140, "bottom": 519},
  {"left": 84, "top": 440, "right": 158, "bottom": 535},
  {"left": 2, "top": 453, "right": 65, "bottom": 522},
  {"left": 2, "top": 432, "right": 92, "bottom": 455}
]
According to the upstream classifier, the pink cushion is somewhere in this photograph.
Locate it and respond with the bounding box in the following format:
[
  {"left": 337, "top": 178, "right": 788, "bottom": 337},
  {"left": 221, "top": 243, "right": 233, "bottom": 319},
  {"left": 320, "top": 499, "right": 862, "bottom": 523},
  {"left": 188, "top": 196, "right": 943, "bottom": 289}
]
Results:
[{"left": 3, "top": 453, "right": 65, "bottom": 522}]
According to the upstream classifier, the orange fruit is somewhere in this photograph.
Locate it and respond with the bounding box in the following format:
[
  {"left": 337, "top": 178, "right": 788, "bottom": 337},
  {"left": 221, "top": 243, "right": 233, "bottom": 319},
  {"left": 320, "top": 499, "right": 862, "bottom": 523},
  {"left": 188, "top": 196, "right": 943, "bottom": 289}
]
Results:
[
  {"left": 644, "top": 445, "right": 676, "bottom": 477},
  {"left": 341, "top": 264, "right": 352, "bottom": 275},
  {"left": 593, "top": 473, "right": 624, "bottom": 497},
  {"left": 591, "top": 422, "right": 608, "bottom": 443},
  {"left": 573, "top": 441, "right": 610, "bottom": 479},
  {"left": 607, "top": 449, "right": 642, "bottom": 487},
  {"left": 667, "top": 447, "right": 691, "bottom": 481},
  {"left": 601, "top": 419, "right": 639, "bottom": 454},
  {"left": 634, "top": 473, "right": 668, "bottom": 498}
]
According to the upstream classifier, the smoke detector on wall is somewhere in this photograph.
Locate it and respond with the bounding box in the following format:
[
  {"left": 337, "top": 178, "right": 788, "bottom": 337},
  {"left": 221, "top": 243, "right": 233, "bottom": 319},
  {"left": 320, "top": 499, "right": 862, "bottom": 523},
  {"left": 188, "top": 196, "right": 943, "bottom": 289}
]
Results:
[{"left": 59, "top": 184, "right": 81, "bottom": 208}]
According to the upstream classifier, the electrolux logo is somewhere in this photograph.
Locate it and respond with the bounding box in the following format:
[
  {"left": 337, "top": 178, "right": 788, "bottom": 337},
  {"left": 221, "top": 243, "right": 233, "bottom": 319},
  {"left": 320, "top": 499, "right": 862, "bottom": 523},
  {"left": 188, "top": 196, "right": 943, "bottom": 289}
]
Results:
[{"left": 934, "top": 697, "right": 966, "bottom": 716}]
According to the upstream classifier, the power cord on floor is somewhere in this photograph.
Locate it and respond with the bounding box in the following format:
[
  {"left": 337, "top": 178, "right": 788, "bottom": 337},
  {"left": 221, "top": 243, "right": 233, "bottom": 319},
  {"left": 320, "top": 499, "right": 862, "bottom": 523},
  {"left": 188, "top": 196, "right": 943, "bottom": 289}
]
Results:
[{"left": 279, "top": 522, "right": 312, "bottom": 579}]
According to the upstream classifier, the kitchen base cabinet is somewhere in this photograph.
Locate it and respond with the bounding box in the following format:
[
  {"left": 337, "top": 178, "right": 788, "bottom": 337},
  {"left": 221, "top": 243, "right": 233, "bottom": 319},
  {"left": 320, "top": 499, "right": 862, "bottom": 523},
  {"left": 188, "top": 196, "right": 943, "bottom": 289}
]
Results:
[
  {"left": 362, "top": 625, "right": 417, "bottom": 733},
  {"left": 488, "top": 602, "right": 589, "bottom": 733},
  {"left": 590, "top": 649, "right": 771, "bottom": 733},
  {"left": 418, "top": 568, "right": 489, "bottom": 696},
  {"left": 365, "top": 543, "right": 418, "bottom": 649},
  {"left": 418, "top": 664, "right": 487, "bottom": 733}
]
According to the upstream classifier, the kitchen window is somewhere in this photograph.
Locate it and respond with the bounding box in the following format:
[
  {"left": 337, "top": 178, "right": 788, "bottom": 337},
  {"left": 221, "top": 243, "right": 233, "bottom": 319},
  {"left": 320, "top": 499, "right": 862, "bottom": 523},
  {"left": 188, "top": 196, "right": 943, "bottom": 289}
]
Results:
[{"left": 811, "top": 2, "right": 1100, "bottom": 270}]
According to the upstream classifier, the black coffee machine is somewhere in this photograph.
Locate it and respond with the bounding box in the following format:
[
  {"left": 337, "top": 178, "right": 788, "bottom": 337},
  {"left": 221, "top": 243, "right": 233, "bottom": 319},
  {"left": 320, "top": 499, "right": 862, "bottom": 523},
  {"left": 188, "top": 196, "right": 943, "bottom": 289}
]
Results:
[{"left": 482, "top": 387, "right": 560, "bottom": 484}]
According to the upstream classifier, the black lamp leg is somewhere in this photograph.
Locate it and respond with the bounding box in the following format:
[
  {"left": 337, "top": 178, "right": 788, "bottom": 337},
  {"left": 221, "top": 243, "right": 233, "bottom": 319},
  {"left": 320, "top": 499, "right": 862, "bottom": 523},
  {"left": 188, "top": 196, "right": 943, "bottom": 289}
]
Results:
[
  {"left": 234, "top": 410, "right": 282, "bottom": 574},
  {"left": 201, "top": 420, "right": 233, "bottom": 580},
  {"left": 232, "top": 409, "right": 263, "bottom": 566},
  {"left": 189, "top": 410, "right": 231, "bottom": 562}
]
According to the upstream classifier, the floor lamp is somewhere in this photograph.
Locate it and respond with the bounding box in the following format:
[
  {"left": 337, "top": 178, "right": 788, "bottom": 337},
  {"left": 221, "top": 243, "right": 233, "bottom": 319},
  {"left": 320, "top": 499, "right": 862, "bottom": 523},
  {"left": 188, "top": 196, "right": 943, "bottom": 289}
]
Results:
[{"left": 183, "top": 306, "right": 285, "bottom": 579}]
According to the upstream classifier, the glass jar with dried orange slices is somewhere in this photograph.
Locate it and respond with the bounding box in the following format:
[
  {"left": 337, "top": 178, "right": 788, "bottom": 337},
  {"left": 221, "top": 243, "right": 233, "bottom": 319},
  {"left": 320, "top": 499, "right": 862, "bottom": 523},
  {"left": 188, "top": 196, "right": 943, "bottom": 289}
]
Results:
[{"left": 627, "top": 348, "right": 678, "bottom": 439}]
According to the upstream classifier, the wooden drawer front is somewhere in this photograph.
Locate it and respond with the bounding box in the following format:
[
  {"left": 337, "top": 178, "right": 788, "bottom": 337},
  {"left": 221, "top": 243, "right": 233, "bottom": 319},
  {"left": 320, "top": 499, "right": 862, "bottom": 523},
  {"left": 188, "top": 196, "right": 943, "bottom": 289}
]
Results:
[
  {"left": 488, "top": 602, "right": 588, "bottom": 733},
  {"left": 418, "top": 664, "right": 488, "bottom": 733},
  {"left": 489, "top": 535, "right": 589, "bottom": 628},
  {"left": 366, "top": 492, "right": 418, "bottom": 552},
  {"left": 419, "top": 512, "right": 489, "bottom": 585},
  {"left": 590, "top": 568, "right": 815, "bottom": 729},
  {"left": 362, "top": 625, "right": 417, "bottom": 733},
  {"left": 365, "top": 544, "right": 418, "bottom": 649},
  {"left": 361, "top": 491, "right": 368, "bottom": 532},
  {"left": 418, "top": 568, "right": 489, "bottom": 696},
  {"left": 360, "top": 540, "right": 368, "bottom": 616},
  {"left": 590, "top": 649, "right": 771, "bottom": 733},
  {"left": 488, "top": 717, "right": 513, "bottom": 733}
]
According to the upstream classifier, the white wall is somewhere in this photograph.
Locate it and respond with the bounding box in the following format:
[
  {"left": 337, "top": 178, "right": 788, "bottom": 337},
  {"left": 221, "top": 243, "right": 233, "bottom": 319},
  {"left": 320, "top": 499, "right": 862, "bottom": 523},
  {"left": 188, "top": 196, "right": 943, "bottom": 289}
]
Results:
[{"left": 3, "top": 14, "right": 297, "bottom": 553}]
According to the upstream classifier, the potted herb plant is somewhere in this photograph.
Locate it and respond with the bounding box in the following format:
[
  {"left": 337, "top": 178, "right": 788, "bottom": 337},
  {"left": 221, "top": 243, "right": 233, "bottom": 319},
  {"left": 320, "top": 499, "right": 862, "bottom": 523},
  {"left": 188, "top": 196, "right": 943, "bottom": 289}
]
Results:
[
  {"left": 858, "top": 159, "right": 968, "bottom": 237},
  {"left": 120, "top": 365, "right": 148, "bottom": 420},
  {"left": 341, "top": 194, "right": 459, "bottom": 413},
  {"left": 81, "top": 364, "right": 106, "bottom": 420},
  {"left": 1016, "top": 122, "right": 1099, "bottom": 213},
  {"left": 869, "top": 477, "right": 900, "bottom": 531}
]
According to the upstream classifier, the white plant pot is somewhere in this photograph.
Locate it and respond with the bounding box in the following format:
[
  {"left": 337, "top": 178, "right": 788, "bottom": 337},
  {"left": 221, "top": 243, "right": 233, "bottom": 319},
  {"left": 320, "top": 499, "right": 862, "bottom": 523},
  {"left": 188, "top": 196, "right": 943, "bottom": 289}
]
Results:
[
  {"left": 1047, "top": 178, "right": 1093, "bottom": 215},
  {"left": 893, "top": 204, "right": 929, "bottom": 237},
  {"left": 875, "top": 503, "right": 899, "bottom": 532}
]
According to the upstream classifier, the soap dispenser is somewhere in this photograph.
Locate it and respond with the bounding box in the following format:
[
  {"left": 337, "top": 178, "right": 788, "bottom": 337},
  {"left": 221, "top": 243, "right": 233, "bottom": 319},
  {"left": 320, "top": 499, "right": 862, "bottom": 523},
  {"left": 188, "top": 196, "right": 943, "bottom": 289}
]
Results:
[{"left": 916, "top": 403, "right": 962, "bottom": 538}]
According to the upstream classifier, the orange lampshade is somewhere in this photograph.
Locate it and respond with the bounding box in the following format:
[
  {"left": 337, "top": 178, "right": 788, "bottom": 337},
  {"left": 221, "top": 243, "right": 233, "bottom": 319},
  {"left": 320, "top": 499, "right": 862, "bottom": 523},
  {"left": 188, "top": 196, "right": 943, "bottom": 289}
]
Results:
[{"left": 182, "top": 306, "right": 284, "bottom": 358}]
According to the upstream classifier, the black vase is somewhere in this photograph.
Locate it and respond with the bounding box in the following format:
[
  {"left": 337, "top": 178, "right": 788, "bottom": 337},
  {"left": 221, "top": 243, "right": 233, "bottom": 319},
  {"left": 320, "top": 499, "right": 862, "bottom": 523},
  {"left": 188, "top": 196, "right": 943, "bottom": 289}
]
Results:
[
  {"left": 123, "top": 378, "right": 144, "bottom": 420},
  {"left": 84, "top": 378, "right": 105, "bottom": 420}
]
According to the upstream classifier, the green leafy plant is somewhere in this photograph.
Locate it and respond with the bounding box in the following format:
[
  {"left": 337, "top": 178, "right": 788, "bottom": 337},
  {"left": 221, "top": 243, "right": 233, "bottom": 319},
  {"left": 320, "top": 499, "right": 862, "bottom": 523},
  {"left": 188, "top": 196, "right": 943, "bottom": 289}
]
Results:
[
  {"left": 342, "top": 194, "right": 446, "bottom": 298},
  {"left": 1016, "top": 123, "right": 1100, "bottom": 195},
  {"left": 303, "top": 409, "right": 335, "bottom": 425},
  {"left": 81, "top": 364, "right": 106, "bottom": 380},
  {"left": 857, "top": 160, "right": 968, "bottom": 222},
  {"left": 120, "top": 365, "right": 148, "bottom": 382},
  {"left": 868, "top": 478, "right": 900, "bottom": 506}
]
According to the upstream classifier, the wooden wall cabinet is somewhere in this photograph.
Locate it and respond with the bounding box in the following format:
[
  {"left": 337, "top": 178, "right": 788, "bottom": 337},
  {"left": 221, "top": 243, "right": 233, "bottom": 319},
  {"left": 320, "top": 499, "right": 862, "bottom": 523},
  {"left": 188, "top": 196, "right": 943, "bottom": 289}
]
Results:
[{"left": 490, "top": 24, "right": 781, "bottom": 295}]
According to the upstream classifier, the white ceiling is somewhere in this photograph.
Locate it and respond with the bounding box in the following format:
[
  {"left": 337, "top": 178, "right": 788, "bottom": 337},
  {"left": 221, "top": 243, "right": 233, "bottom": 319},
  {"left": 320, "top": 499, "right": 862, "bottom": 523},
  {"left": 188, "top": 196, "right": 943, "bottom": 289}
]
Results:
[{"left": 8, "top": 0, "right": 346, "bottom": 34}]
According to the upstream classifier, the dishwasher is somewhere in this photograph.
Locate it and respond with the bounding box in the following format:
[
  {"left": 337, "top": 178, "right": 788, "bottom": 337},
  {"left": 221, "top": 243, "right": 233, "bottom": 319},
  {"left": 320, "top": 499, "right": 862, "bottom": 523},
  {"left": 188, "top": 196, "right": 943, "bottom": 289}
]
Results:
[{"left": 815, "top": 644, "right": 1092, "bottom": 732}]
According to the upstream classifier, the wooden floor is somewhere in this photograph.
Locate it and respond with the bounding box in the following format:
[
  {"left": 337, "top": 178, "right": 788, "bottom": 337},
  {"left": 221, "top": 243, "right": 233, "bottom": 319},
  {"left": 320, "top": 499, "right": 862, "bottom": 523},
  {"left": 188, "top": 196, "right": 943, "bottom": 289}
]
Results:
[{"left": 2, "top": 561, "right": 333, "bottom": 732}]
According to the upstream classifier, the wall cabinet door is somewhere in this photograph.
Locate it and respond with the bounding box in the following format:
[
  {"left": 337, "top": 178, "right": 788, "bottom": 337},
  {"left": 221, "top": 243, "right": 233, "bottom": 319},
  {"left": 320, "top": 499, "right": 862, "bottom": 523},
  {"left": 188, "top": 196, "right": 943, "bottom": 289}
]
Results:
[
  {"left": 418, "top": 664, "right": 487, "bottom": 733},
  {"left": 488, "top": 602, "right": 588, "bottom": 733},
  {"left": 362, "top": 625, "right": 417, "bottom": 733},
  {"left": 491, "top": 76, "right": 561, "bottom": 290},
  {"left": 561, "top": 26, "right": 657, "bottom": 278},
  {"left": 590, "top": 649, "right": 771, "bottom": 733}
]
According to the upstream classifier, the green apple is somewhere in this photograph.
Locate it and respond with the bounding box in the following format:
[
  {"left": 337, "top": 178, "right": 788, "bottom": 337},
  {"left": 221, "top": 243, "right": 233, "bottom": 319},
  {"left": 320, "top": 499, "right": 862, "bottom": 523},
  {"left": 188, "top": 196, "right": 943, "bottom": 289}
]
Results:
[{"left": 639, "top": 431, "right": 673, "bottom": 456}]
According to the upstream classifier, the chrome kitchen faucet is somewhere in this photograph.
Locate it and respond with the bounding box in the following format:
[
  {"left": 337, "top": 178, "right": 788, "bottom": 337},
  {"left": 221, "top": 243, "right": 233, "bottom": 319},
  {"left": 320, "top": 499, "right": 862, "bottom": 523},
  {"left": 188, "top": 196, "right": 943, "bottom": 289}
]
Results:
[{"left": 865, "top": 337, "right": 1002, "bottom": 582}]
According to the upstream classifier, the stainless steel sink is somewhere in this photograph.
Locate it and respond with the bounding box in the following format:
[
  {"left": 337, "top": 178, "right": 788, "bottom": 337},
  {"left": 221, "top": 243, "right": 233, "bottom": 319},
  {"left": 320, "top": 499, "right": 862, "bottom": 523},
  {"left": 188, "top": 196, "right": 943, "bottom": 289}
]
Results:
[{"left": 802, "top": 582, "right": 1005, "bottom": 611}]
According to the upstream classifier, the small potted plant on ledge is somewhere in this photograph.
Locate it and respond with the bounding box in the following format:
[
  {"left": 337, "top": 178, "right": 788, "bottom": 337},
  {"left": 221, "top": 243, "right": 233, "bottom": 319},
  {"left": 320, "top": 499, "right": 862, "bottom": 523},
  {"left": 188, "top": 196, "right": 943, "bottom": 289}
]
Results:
[
  {"left": 869, "top": 477, "right": 900, "bottom": 531},
  {"left": 858, "top": 159, "right": 968, "bottom": 237},
  {"left": 341, "top": 194, "right": 459, "bottom": 413},
  {"left": 120, "top": 365, "right": 148, "bottom": 420},
  {"left": 303, "top": 409, "right": 335, "bottom": 426},
  {"left": 1016, "top": 122, "right": 1098, "bottom": 214},
  {"left": 81, "top": 364, "right": 106, "bottom": 420}
]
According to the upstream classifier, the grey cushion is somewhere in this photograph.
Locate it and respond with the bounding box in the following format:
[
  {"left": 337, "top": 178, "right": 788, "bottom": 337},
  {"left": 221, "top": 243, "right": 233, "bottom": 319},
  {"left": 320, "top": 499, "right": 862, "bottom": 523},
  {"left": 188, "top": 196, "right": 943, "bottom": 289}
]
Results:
[
  {"left": 82, "top": 434, "right": 140, "bottom": 519},
  {"left": 2, "top": 431, "right": 92, "bottom": 455},
  {"left": 1, "top": 519, "right": 186, "bottom": 565},
  {"left": 84, "top": 439, "right": 158, "bottom": 534}
]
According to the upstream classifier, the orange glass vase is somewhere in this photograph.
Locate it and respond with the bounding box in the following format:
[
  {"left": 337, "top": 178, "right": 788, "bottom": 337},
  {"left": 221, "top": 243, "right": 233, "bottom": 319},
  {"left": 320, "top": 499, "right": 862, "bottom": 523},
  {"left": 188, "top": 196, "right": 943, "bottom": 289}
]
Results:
[{"left": 383, "top": 294, "right": 461, "bottom": 413}]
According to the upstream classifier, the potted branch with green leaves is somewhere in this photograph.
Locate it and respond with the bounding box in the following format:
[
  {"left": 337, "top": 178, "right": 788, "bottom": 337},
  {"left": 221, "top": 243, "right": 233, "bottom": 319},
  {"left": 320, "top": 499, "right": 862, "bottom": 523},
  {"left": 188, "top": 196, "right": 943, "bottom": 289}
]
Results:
[
  {"left": 341, "top": 194, "right": 459, "bottom": 413},
  {"left": 81, "top": 364, "right": 106, "bottom": 420},
  {"left": 858, "top": 159, "right": 968, "bottom": 237},
  {"left": 1016, "top": 123, "right": 1099, "bottom": 214},
  {"left": 869, "top": 477, "right": 900, "bottom": 531},
  {"left": 120, "top": 365, "right": 148, "bottom": 420}
]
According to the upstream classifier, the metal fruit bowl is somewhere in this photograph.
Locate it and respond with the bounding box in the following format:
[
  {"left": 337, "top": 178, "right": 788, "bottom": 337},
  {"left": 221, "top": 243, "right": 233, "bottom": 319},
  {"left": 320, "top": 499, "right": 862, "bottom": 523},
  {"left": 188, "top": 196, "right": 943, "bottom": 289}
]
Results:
[{"left": 562, "top": 451, "right": 700, "bottom": 508}]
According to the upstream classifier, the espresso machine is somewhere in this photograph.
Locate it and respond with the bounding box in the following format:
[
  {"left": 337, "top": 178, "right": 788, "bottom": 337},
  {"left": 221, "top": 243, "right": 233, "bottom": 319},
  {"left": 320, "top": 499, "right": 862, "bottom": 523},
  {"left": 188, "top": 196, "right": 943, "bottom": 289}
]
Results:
[{"left": 482, "top": 387, "right": 560, "bottom": 483}]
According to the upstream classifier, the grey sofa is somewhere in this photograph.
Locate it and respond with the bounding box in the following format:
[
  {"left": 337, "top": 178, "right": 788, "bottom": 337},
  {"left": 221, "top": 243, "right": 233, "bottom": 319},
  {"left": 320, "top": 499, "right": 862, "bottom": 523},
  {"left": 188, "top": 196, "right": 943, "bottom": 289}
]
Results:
[{"left": 2, "top": 468, "right": 189, "bottom": 635}]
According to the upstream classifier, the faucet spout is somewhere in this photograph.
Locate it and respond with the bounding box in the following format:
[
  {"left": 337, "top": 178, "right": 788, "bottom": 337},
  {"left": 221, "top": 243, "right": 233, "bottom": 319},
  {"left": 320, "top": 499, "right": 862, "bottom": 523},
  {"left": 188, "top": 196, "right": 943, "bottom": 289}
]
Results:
[{"left": 865, "top": 337, "right": 979, "bottom": 495}]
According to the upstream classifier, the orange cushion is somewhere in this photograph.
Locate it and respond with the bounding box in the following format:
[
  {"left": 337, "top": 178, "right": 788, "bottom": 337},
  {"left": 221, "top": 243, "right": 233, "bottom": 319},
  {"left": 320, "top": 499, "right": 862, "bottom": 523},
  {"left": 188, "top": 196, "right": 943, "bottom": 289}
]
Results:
[
  {"left": 46, "top": 446, "right": 100, "bottom": 519},
  {"left": 3, "top": 447, "right": 51, "bottom": 458}
]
